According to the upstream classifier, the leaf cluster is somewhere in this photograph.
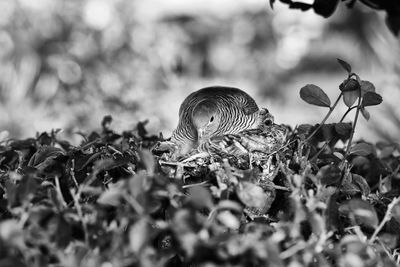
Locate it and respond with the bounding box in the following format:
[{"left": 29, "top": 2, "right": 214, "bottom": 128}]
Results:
[{"left": 0, "top": 62, "right": 400, "bottom": 266}]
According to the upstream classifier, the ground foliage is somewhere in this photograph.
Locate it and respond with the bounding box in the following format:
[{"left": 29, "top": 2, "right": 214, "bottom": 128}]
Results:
[{"left": 1, "top": 61, "right": 400, "bottom": 267}]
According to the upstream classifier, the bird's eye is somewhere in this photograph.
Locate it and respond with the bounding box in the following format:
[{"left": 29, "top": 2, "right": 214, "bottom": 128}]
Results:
[
  {"left": 209, "top": 116, "right": 214, "bottom": 122},
  {"left": 264, "top": 119, "right": 272, "bottom": 126}
]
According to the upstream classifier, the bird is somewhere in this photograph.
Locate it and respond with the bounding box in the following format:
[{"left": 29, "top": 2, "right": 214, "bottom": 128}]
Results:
[{"left": 167, "top": 86, "right": 269, "bottom": 157}]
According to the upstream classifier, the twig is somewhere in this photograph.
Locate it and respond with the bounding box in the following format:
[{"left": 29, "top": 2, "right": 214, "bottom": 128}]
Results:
[
  {"left": 54, "top": 175, "right": 67, "bottom": 208},
  {"left": 280, "top": 241, "right": 307, "bottom": 259},
  {"left": 394, "top": 248, "right": 400, "bottom": 265},
  {"left": 181, "top": 152, "right": 210, "bottom": 163},
  {"left": 159, "top": 161, "right": 195, "bottom": 168},
  {"left": 182, "top": 181, "right": 210, "bottom": 189},
  {"left": 271, "top": 184, "right": 291, "bottom": 191},
  {"left": 70, "top": 187, "right": 89, "bottom": 244},
  {"left": 341, "top": 89, "right": 362, "bottom": 169},
  {"left": 305, "top": 92, "right": 343, "bottom": 143},
  {"left": 310, "top": 141, "right": 329, "bottom": 162},
  {"left": 79, "top": 138, "right": 101, "bottom": 151},
  {"left": 340, "top": 106, "right": 357, "bottom": 122},
  {"left": 377, "top": 238, "right": 394, "bottom": 260},
  {"left": 369, "top": 197, "right": 400, "bottom": 244},
  {"left": 69, "top": 159, "right": 79, "bottom": 188},
  {"left": 259, "top": 138, "right": 297, "bottom": 160},
  {"left": 123, "top": 193, "right": 145, "bottom": 215},
  {"left": 107, "top": 145, "right": 123, "bottom": 156}
]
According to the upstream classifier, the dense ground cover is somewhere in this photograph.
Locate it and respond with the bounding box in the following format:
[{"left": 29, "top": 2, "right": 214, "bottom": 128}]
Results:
[{"left": 1, "top": 61, "right": 399, "bottom": 267}]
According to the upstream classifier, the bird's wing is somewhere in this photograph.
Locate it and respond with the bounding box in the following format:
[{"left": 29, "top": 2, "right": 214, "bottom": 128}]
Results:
[
  {"left": 186, "top": 86, "right": 259, "bottom": 115},
  {"left": 242, "top": 101, "right": 259, "bottom": 115}
]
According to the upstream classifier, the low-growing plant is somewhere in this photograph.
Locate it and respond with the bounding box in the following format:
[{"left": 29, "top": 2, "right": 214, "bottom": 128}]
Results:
[{"left": 0, "top": 60, "right": 400, "bottom": 267}]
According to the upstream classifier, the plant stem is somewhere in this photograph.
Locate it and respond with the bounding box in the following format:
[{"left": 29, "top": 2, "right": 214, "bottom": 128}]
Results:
[
  {"left": 311, "top": 101, "right": 357, "bottom": 161},
  {"left": 123, "top": 193, "right": 145, "bottom": 215},
  {"left": 340, "top": 106, "right": 357, "bottom": 122},
  {"left": 182, "top": 181, "right": 210, "bottom": 189},
  {"left": 70, "top": 187, "right": 89, "bottom": 244},
  {"left": 369, "top": 197, "right": 400, "bottom": 244},
  {"left": 342, "top": 90, "right": 362, "bottom": 162},
  {"left": 305, "top": 92, "right": 343, "bottom": 142},
  {"left": 54, "top": 175, "right": 67, "bottom": 208},
  {"left": 280, "top": 241, "right": 307, "bottom": 259},
  {"left": 310, "top": 141, "right": 329, "bottom": 162}
]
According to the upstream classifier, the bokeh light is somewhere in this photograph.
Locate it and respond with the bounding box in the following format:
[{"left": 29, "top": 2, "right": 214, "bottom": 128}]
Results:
[{"left": 0, "top": 0, "right": 399, "bottom": 144}]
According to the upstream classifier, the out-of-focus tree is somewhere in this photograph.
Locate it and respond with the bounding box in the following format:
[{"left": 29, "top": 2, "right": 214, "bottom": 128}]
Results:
[
  {"left": 269, "top": 0, "right": 400, "bottom": 142},
  {"left": 0, "top": 0, "right": 398, "bottom": 143},
  {"left": 270, "top": 0, "right": 400, "bottom": 35}
]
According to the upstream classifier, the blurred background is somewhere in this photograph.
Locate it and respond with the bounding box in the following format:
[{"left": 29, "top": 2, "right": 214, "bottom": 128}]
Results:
[{"left": 0, "top": 0, "right": 399, "bottom": 144}]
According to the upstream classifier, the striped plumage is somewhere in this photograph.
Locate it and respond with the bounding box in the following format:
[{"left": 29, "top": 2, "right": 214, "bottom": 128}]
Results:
[{"left": 171, "top": 86, "right": 266, "bottom": 155}]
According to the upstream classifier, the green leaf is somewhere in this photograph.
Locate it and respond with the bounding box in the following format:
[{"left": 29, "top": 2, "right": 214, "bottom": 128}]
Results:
[
  {"left": 216, "top": 211, "right": 240, "bottom": 230},
  {"left": 188, "top": 186, "right": 214, "bottom": 209},
  {"left": 341, "top": 180, "right": 362, "bottom": 196},
  {"left": 339, "top": 199, "right": 378, "bottom": 228},
  {"left": 139, "top": 150, "right": 155, "bottom": 175},
  {"left": 317, "top": 164, "right": 341, "bottom": 186},
  {"left": 392, "top": 203, "right": 400, "bottom": 224},
  {"left": 37, "top": 132, "right": 52, "bottom": 146},
  {"left": 340, "top": 79, "right": 360, "bottom": 92},
  {"left": 236, "top": 182, "right": 268, "bottom": 209},
  {"left": 217, "top": 200, "right": 243, "bottom": 213},
  {"left": 269, "top": 0, "right": 276, "bottom": 8},
  {"left": 0, "top": 150, "right": 19, "bottom": 170},
  {"left": 378, "top": 143, "right": 397, "bottom": 158},
  {"left": 28, "top": 146, "right": 65, "bottom": 168},
  {"left": 326, "top": 193, "right": 340, "bottom": 231},
  {"left": 5, "top": 180, "right": 18, "bottom": 207},
  {"left": 350, "top": 143, "right": 373, "bottom": 156},
  {"left": 97, "top": 184, "right": 123, "bottom": 206},
  {"left": 362, "top": 92, "right": 383, "bottom": 107},
  {"left": 320, "top": 124, "right": 335, "bottom": 141},
  {"left": 129, "top": 217, "right": 150, "bottom": 254},
  {"left": 343, "top": 90, "right": 358, "bottom": 107},
  {"left": 300, "top": 84, "right": 331, "bottom": 107},
  {"left": 0, "top": 220, "right": 25, "bottom": 249},
  {"left": 313, "top": 0, "right": 339, "bottom": 18},
  {"left": 337, "top": 58, "right": 352, "bottom": 73},
  {"left": 360, "top": 80, "right": 375, "bottom": 93},
  {"left": 290, "top": 2, "right": 313, "bottom": 11},
  {"left": 360, "top": 107, "right": 370, "bottom": 121},
  {"left": 17, "top": 175, "right": 39, "bottom": 205},
  {"left": 334, "top": 123, "right": 352, "bottom": 137},
  {"left": 351, "top": 174, "right": 370, "bottom": 196},
  {"left": 172, "top": 209, "right": 200, "bottom": 257},
  {"left": 340, "top": 236, "right": 367, "bottom": 256},
  {"left": 101, "top": 115, "right": 113, "bottom": 130},
  {"left": 129, "top": 171, "right": 152, "bottom": 197}
]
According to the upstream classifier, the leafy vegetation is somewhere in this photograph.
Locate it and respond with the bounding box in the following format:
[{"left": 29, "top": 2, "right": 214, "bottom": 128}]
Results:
[
  {"left": 1, "top": 60, "right": 399, "bottom": 267},
  {"left": 270, "top": 0, "right": 400, "bottom": 35}
]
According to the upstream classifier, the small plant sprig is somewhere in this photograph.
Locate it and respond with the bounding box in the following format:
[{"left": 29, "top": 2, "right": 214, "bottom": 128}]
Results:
[{"left": 299, "top": 59, "right": 383, "bottom": 168}]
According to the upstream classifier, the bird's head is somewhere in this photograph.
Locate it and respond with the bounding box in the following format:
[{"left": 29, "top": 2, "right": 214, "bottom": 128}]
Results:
[{"left": 191, "top": 100, "right": 220, "bottom": 142}]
